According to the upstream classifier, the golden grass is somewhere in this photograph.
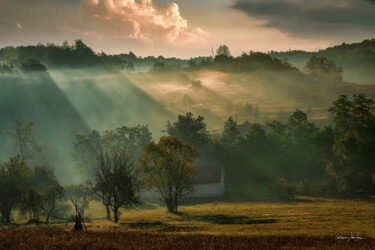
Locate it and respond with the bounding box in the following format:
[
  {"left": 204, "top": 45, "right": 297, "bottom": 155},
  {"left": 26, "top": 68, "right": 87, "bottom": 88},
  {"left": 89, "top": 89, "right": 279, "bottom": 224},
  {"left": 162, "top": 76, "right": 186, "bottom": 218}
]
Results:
[
  {"left": 75, "top": 197, "right": 375, "bottom": 238},
  {"left": 4, "top": 197, "right": 375, "bottom": 249}
]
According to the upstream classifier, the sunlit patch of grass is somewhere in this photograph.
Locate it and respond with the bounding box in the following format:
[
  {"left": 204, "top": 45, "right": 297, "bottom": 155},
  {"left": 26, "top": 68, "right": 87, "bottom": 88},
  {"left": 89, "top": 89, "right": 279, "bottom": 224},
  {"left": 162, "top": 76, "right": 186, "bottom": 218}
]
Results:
[{"left": 4, "top": 197, "right": 374, "bottom": 248}]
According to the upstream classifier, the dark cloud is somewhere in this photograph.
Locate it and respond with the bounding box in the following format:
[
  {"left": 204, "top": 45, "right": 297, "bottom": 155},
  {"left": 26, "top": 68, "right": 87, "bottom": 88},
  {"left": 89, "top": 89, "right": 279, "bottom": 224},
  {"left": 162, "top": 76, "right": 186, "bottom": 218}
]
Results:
[{"left": 233, "top": 0, "right": 375, "bottom": 40}]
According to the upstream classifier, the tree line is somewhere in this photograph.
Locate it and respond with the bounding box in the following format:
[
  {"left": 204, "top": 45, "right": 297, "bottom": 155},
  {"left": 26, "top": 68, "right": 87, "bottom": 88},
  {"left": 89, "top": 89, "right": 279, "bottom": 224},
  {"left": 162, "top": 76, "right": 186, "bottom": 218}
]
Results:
[{"left": 1, "top": 93, "right": 374, "bottom": 224}]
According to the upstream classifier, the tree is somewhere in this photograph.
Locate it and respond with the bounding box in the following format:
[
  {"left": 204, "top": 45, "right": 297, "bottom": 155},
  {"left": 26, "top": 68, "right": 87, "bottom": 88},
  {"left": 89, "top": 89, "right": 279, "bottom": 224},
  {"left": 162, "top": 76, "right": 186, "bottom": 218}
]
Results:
[
  {"left": 216, "top": 45, "right": 231, "bottom": 57},
  {"left": 0, "top": 155, "right": 30, "bottom": 223},
  {"left": 93, "top": 150, "right": 142, "bottom": 223},
  {"left": 327, "top": 94, "right": 375, "bottom": 195},
  {"left": 6, "top": 118, "right": 43, "bottom": 163},
  {"left": 304, "top": 56, "right": 343, "bottom": 80},
  {"left": 72, "top": 126, "right": 152, "bottom": 178},
  {"left": 166, "top": 113, "right": 210, "bottom": 149},
  {"left": 287, "top": 110, "right": 317, "bottom": 141},
  {"left": 64, "top": 184, "right": 92, "bottom": 219},
  {"left": 19, "top": 188, "right": 45, "bottom": 224},
  {"left": 101, "top": 125, "right": 152, "bottom": 161},
  {"left": 222, "top": 117, "right": 240, "bottom": 145},
  {"left": 71, "top": 130, "right": 102, "bottom": 177},
  {"left": 21, "top": 58, "right": 47, "bottom": 72},
  {"left": 32, "top": 165, "right": 64, "bottom": 223},
  {"left": 139, "top": 137, "right": 198, "bottom": 213}
]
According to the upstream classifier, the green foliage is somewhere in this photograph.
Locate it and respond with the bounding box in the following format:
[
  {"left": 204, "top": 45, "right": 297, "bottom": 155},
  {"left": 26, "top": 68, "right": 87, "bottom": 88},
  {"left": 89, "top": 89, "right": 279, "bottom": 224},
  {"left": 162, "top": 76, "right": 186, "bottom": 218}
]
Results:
[
  {"left": 274, "top": 177, "right": 294, "bottom": 200},
  {"left": 327, "top": 94, "right": 375, "bottom": 195},
  {"left": 166, "top": 112, "right": 210, "bottom": 149},
  {"left": 64, "top": 183, "right": 92, "bottom": 218},
  {"left": 21, "top": 58, "right": 47, "bottom": 72},
  {"left": 150, "top": 61, "right": 181, "bottom": 73},
  {"left": 71, "top": 130, "right": 102, "bottom": 177},
  {"left": 231, "top": 51, "right": 295, "bottom": 72},
  {"left": 72, "top": 126, "right": 152, "bottom": 177},
  {"left": 271, "top": 39, "right": 375, "bottom": 83},
  {"left": 0, "top": 155, "right": 31, "bottom": 223},
  {"left": 222, "top": 117, "right": 241, "bottom": 145},
  {"left": 0, "top": 63, "right": 16, "bottom": 74},
  {"left": 32, "top": 165, "right": 64, "bottom": 223},
  {"left": 304, "top": 56, "right": 343, "bottom": 80},
  {"left": 216, "top": 45, "right": 232, "bottom": 57},
  {"left": 19, "top": 188, "right": 45, "bottom": 223},
  {"left": 139, "top": 137, "right": 198, "bottom": 213},
  {"left": 6, "top": 118, "right": 43, "bottom": 163},
  {"left": 0, "top": 40, "right": 133, "bottom": 71}
]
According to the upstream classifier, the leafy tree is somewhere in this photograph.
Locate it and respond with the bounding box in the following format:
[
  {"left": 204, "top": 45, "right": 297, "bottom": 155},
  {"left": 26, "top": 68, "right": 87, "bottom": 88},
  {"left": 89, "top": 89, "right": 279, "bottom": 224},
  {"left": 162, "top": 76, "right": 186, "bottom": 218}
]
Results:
[
  {"left": 19, "top": 188, "right": 45, "bottom": 224},
  {"left": 32, "top": 165, "right": 64, "bottom": 223},
  {"left": 101, "top": 125, "right": 152, "bottom": 161},
  {"left": 0, "top": 155, "right": 30, "bottom": 223},
  {"left": 6, "top": 118, "right": 43, "bottom": 163},
  {"left": 139, "top": 137, "right": 198, "bottom": 213},
  {"left": 216, "top": 45, "right": 231, "bottom": 57},
  {"left": 327, "top": 94, "right": 375, "bottom": 195},
  {"left": 71, "top": 130, "right": 102, "bottom": 177},
  {"left": 64, "top": 184, "right": 92, "bottom": 219},
  {"left": 21, "top": 58, "right": 47, "bottom": 72},
  {"left": 328, "top": 94, "right": 375, "bottom": 133},
  {"left": 222, "top": 117, "right": 240, "bottom": 145},
  {"left": 72, "top": 126, "right": 152, "bottom": 178},
  {"left": 287, "top": 110, "right": 317, "bottom": 141},
  {"left": 93, "top": 150, "right": 142, "bottom": 223},
  {"left": 304, "top": 56, "right": 343, "bottom": 80},
  {"left": 166, "top": 113, "right": 210, "bottom": 149}
]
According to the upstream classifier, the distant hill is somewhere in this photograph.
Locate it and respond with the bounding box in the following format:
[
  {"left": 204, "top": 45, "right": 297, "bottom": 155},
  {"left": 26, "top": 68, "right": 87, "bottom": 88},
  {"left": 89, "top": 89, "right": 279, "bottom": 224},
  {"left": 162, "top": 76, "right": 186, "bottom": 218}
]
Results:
[
  {"left": 270, "top": 39, "right": 375, "bottom": 84},
  {"left": 0, "top": 40, "right": 133, "bottom": 71}
]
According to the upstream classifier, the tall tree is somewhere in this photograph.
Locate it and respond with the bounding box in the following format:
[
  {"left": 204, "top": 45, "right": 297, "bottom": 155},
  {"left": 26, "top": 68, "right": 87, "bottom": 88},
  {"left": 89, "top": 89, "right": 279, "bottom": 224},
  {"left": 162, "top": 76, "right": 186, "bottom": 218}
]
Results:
[
  {"left": 327, "top": 94, "right": 375, "bottom": 195},
  {"left": 93, "top": 150, "right": 142, "bottom": 223},
  {"left": 71, "top": 130, "right": 102, "bottom": 177},
  {"left": 139, "top": 137, "right": 198, "bottom": 213},
  {"left": 166, "top": 113, "right": 209, "bottom": 149},
  {"left": 32, "top": 165, "right": 64, "bottom": 223},
  {"left": 216, "top": 45, "right": 231, "bottom": 57},
  {"left": 6, "top": 118, "right": 43, "bottom": 162},
  {"left": 19, "top": 188, "right": 45, "bottom": 224},
  {"left": 222, "top": 117, "right": 240, "bottom": 145},
  {"left": 0, "top": 155, "right": 31, "bottom": 223}
]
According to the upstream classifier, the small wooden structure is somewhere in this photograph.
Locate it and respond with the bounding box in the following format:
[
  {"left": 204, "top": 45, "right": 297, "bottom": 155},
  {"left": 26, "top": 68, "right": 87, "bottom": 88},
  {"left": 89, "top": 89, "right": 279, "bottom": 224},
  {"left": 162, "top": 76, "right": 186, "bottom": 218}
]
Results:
[{"left": 71, "top": 199, "right": 87, "bottom": 231}]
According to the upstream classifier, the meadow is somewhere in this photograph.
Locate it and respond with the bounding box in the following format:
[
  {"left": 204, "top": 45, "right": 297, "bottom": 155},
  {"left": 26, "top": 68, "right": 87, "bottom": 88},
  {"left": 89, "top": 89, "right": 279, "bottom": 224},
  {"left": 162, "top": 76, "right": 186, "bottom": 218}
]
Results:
[{"left": 2, "top": 197, "right": 374, "bottom": 249}]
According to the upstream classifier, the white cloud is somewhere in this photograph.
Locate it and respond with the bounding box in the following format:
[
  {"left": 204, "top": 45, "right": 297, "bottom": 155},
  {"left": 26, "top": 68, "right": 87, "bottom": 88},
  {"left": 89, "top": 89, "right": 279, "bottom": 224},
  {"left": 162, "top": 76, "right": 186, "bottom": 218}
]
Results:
[{"left": 80, "top": 0, "right": 208, "bottom": 47}]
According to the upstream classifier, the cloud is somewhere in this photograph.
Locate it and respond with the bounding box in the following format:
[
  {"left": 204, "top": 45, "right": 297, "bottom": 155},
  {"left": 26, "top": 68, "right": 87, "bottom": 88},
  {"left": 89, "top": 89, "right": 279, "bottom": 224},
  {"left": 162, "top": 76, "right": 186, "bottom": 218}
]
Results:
[
  {"left": 80, "top": 0, "right": 208, "bottom": 47},
  {"left": 232, "top": 0, "right": 375, "bottom": 40}
]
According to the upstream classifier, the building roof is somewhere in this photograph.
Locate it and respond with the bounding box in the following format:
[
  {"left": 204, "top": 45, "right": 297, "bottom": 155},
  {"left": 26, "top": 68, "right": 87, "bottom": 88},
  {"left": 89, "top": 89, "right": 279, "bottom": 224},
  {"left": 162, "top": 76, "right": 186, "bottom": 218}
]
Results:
[{"left": 192, "top": 165, "right": 223, "bottom": 185}]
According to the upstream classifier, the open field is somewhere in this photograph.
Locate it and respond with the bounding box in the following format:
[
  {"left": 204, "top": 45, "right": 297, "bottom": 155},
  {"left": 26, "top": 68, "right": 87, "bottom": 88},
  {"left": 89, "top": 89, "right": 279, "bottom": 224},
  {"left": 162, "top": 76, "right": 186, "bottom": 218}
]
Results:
[{"left": 2, "top": 197, "right": 375, "bottom": 249}]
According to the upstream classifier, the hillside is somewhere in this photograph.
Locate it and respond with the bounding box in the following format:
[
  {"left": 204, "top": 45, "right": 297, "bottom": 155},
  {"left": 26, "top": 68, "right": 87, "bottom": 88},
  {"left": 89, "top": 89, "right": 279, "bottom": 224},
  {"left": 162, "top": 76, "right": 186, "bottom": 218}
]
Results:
[{"left": 270, "top": 39, "right": 375, "bottom": 84}]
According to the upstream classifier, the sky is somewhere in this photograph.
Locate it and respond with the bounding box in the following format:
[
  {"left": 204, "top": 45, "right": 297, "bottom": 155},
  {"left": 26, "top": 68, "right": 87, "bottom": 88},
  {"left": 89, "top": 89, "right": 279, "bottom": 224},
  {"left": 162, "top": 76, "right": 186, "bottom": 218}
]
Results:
[{"left": 0, "top": 0, "right": 375, "bottom": 58}]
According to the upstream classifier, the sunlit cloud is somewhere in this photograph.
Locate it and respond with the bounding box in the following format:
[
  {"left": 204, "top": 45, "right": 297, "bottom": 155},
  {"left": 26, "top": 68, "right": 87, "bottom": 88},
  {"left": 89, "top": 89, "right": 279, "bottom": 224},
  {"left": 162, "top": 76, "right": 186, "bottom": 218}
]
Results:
[{"left": 80, "top": 0, "right": 208, "bottom": 47}]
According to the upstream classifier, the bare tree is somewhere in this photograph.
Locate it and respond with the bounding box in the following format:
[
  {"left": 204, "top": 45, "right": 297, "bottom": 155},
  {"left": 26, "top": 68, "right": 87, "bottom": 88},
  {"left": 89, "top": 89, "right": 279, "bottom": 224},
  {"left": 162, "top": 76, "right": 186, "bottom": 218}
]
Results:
[{"left": 93, "top": 150, "right": 142, "bottom": 223}]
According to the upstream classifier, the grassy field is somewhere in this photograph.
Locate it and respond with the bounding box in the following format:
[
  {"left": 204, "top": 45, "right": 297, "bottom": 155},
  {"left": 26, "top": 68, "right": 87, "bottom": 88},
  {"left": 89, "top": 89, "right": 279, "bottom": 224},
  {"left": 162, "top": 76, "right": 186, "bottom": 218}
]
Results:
[{"left": 2, "top": 197, "right": 374, "bottom": 249}]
